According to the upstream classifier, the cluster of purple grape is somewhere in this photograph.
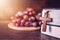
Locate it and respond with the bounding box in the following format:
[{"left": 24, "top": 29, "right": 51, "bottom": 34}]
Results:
[{"left": 10, "top": 8, "right": 41, "bottom": 27}]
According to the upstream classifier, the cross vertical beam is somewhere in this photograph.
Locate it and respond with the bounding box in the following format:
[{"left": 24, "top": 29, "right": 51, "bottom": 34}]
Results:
[{"left": 40, "top": 11, "right": 52, "bottom": 32}]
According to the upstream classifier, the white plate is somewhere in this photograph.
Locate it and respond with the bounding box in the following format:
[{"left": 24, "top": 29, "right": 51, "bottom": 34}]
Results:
[{"left": 8, "top": 23, "right": 40, "bottom": 31}]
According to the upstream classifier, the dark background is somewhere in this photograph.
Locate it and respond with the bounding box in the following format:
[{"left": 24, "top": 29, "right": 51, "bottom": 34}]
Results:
[{"left": 46, "top": 0, "right": 60, "bottom": 8}]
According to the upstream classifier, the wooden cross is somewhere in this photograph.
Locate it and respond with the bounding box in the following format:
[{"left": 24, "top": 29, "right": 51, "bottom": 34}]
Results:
[{"left": 40, "top": 11, "right": 52, "bottom": 32}]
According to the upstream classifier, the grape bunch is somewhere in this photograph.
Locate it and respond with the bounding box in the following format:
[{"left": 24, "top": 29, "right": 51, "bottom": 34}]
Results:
[{"left": 10, "top": 8, "right": 41, "bottom": 27}]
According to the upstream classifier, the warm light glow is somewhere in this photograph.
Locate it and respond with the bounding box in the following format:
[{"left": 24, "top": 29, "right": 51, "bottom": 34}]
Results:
[
  {"left": 0, "top": 0, "right": 4, "bottom": 5},
  {"left": 0, "top": 0, "right": 8, "bottom": 7},
  {"left": 0, "top": 0, "right": 15, "bottom": 19},
  {"left": 0, "top": 0, "right": 9, "bottom": 19}
]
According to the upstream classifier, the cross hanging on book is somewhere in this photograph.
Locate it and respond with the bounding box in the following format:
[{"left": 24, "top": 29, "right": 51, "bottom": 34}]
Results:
[{"left": 39, "top": 11, "right": 52, "bottom": 32}]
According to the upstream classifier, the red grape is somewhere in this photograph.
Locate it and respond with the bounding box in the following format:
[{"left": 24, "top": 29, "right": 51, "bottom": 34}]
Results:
[
  {"left": 27, "top": 8, "right": 33, "bottom": 12},
  {"left": 23, "top": 15, "right": 28, "bottom": 20},
  {"left": 29, "top": 16, "right": 35, "bottom": 21},
  {"left": 21, "top": 20, "right": 25, "bottom": 24},
  {"left": 28, "top": 12, "right": 33, "bottom": 16},
  {"left": 33, "top": 22, "right": 37, "bottom": 27},
  {"left": 12, "top": 20, "right": 17, "bottom": 25},
  {"left": 23, "top": 11, "right": 28, "bottom": 15},
  {"left": 16, "top": 18, "right": 21, "bottom": 23},
  {"left": 25, "top": 22, "right": 29, "bottom": 27}
]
